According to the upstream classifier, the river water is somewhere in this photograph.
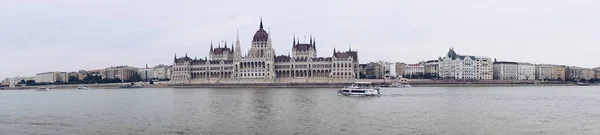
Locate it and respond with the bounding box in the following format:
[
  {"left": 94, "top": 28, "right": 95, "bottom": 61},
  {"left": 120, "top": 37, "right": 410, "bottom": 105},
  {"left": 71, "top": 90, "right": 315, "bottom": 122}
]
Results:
[{"left": 1, "top": 86, "right": 600, "bottom": 135}]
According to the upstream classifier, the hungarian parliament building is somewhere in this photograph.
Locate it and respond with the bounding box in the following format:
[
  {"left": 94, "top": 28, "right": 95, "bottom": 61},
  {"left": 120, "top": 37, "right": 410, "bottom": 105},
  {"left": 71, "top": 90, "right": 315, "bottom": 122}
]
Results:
[{"left": 171, "top": 20, "right": 359, "bottom": 84}]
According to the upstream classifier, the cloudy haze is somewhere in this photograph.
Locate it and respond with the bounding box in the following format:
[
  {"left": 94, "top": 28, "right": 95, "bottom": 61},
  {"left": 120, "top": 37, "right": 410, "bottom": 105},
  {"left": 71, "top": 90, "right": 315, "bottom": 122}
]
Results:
[{"left": 1, "top": 0, "right": 599, "bottom": 79}]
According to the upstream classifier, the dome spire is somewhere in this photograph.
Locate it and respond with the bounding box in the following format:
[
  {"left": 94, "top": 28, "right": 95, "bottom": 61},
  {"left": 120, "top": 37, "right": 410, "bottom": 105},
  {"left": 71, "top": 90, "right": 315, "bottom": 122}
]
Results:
[{"left": 259, "top": 17, "right": 263, "bottom": 29}]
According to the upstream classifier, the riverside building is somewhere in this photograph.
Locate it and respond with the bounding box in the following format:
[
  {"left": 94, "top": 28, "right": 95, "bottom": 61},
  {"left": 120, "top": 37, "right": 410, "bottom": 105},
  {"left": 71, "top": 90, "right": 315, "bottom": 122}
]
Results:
[
  {"left": 35, "top": 72, "right": 69, "bottom": 83},
  {"left": 535, "top": 64, "right": 554, "bottom": 80},
  {"left": 438, "top": 48, "right": 492, "bottom": 80},
  {"left": 171, "top": 20, "right": 359, "bottom": 84},
  {"left": 493, "top": 61, "right": 535, "bottom": 80}
]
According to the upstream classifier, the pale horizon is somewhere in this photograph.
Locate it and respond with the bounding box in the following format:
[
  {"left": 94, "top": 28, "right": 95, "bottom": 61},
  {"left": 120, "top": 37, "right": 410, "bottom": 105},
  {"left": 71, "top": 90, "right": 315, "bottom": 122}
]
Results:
[{"left": 2, "top": 0, "right": 599, "bottom": 79}]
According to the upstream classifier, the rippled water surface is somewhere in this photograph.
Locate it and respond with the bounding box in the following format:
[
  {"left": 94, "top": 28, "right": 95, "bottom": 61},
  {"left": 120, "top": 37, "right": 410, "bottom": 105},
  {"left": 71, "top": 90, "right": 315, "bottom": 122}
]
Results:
[{"left": 1, "top": 86, "right": 600, "bottom": 135}]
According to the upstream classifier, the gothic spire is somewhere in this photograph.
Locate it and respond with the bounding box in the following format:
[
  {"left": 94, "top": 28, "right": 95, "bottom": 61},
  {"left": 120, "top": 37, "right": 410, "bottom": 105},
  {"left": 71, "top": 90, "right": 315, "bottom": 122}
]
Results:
[
  {"left": 333, "top": 47, "right": 336, "bottom": 54},
  {"left": 174, "top": 53, "right": 177, "bottom": 60},
  {"left": 225, "top": 40, "right": 228, "bottom": 48},
  {"left": 310, "top": 36, "right": 313, "bottom": 45},
  {"left": 293, "top": 35, "right": 296, "bottom": 46},
  {"left": 313, "top": 37, "right": 316, "bottom": 50},
  {"left": 185, "top": 52, "right": 188, "bottom": 58},
  {"left": 210, "top": 41, "right": 213, "bottom": 51}
]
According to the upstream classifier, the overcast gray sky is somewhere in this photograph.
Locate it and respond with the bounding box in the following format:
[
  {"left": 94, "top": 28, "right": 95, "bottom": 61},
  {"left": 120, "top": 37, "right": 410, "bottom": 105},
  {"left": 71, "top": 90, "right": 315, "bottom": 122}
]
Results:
[{"left": 1, "top": 0, "right": 599, "bottom": 79}]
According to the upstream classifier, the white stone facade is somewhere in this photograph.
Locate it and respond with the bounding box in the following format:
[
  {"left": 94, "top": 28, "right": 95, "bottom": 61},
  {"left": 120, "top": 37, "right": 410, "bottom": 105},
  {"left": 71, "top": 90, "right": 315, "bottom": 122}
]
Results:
[
  {"left": 439, "top": 48, "right": 477, "bottom": 79},
  {"left": 493, "top": 61, "right": 535, "bottom": 80},
  {"left": 493, "top": 62, "right": 518, "bottom": 80},
  {"left": 138, "top": 68, "right": 154, "bottom": 80},
  {"left": 535, "top": 64, "right": 553, "bottom": 80},
  {"left": 517, "top": 63, "right": 535, "bottom": 80},
  {"left": 171, "top": 20, "right": 359, "bottom": 84},
  {"left": 153, "top": 65, "right": 172, "bottom": 80},
  {"left": 476, "top": 57, "right": 493, "bottom": 80},
  {"left": 35, "top": 72, "right": 68, "bottom": 83},
  {"left": 404, "top": 64, "right": 425, "bottom": 75}
]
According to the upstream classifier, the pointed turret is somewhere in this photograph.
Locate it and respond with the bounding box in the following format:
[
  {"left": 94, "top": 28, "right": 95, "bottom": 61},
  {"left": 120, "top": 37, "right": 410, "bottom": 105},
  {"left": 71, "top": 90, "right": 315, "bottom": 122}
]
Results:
[
  {"left": 210, "top": 41, "right": 214, "bottom": 51},
  {"left": 313, "top": 37, "right": 316, "bottom": 50},
  {"left": 293, "top": 35, "right": 296, "bottom": 46},
  {"left": 231, "top": 41, "right": 234, "bottom": 52},
  {"left": 224, "top": 40, "right": 228, "bottom": 49},
  {"left": 235, "top": 30, "right": 241, "bottom": 58},
  {"left": 174, "top": 53, "right": 177, "bottom": 61},
  {"left": 185, "top": 52, "right": 188, "bottom": 58},
  {"left": 333, "top": 47, "right": 337, "bottom": 54}
]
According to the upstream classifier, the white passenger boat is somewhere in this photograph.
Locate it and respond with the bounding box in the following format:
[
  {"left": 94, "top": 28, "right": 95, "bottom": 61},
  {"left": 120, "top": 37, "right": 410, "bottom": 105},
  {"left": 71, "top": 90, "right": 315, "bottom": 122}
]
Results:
[{"left": 338, "top": 82, "right": 381, "bottom": 96}]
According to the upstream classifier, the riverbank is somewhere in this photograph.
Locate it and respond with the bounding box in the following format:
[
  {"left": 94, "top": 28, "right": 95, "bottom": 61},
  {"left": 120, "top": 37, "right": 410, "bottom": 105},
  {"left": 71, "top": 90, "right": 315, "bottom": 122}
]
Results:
[{"left": 1, "top": 80, "right": 593, "bottom": 90}]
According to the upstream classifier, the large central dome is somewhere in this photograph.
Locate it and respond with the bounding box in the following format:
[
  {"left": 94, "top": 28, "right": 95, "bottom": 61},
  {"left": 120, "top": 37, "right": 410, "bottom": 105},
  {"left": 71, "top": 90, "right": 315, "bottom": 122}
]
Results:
[{"left": 252, "top": 19, "right": 269, "bottom": 42}]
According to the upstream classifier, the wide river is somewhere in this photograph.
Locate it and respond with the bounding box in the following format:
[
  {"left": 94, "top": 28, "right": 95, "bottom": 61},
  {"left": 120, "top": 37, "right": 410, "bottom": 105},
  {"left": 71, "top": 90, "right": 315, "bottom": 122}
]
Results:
[{"left": 1, "top": 86, "right": 600, "bottom": 135}]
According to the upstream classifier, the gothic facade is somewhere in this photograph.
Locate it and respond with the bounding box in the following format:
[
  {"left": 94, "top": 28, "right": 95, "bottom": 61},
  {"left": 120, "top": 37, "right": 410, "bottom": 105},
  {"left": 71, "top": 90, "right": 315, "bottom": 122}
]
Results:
[{"left": 171, "top": 20, "right": 359, "bottom": 84}]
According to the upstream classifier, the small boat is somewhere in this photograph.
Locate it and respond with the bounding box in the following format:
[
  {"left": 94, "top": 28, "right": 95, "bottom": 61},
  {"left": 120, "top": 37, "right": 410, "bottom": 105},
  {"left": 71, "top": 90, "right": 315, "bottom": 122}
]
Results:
[
  {"left": 389, "top": 83, "right": 411, "bottom": 88},
  {"left": 36, "top": 87, "right": 50, "bottom": 91},
  {"left": 338, "top": 82, "right": 381, "bottom": 96},
  {"left": 576, "top": 82, "right": 590, "bottom": 86},
  {"left": 77, "top": 86, "right": 88, "bottom": 90},
  {"left": 119, "top": 83, "right": 143, "bottom": 88}
]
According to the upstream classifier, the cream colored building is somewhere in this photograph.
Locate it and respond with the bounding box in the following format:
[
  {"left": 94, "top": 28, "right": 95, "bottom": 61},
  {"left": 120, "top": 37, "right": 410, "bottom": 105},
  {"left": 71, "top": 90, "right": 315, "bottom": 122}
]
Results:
[
  {"left": 102, "top": 66, "right": 139, "bottom": 81},
  {"left": 35, "top": 72, "right": 68, "bottom": 83},
  {"left": 476, "top": 57, "right": 493, "bottom": 80},
  {"left": 551, "top": 65, "right": 566, "bottom": 80},
  {"left": 566, "top": 66, "right": 595, "bottom": 80},
  {"left": 423, "top": 60, "right": 439, "bottom": 76},
  {"left": 395, "top": 62, "right": 406, "bottom": 78}
]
